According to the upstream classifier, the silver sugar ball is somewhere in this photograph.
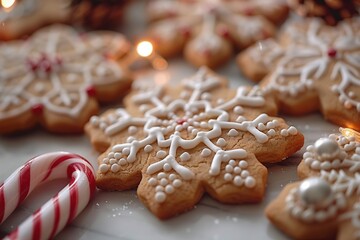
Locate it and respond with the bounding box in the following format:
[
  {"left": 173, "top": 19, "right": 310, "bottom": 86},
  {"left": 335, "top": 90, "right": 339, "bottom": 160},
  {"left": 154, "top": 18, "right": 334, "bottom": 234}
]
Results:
[
  {"left": 314, "top": 138, "right": 340, "bottom": 160},
  {"left": 299, "top": 178, "right": 333, "bottom": 208}
]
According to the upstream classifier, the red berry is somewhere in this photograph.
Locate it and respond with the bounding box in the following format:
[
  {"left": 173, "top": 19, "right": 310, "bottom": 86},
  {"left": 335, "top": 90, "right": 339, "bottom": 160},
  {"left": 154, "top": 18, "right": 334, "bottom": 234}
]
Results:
[
  {"left": 176, "top": 119, "right": 187, "bottom": 125},
  {"left": 86, "top": 86, "right": 96, "bottom": 97},
  {"left": 327, "top": 48, "right": 337, "bottom": 58},
  {"left": 31, "top": 104, "right": 44, "bottom": 115}
]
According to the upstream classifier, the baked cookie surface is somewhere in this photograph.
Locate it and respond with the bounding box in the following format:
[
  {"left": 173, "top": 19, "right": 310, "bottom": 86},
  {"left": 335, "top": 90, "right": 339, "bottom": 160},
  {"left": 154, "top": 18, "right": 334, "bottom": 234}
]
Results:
[
  {"left": 146, "top": 0, "right": 289, "bottom": 68},
  {"left": 85, "top": 67, "right": 304, "bottom": 219},
  {"left": 237, "top": 17, "right": 360, "bottom": 130},
  {"left": 0, "top": 24, "right": 132, "bottom": 134}
]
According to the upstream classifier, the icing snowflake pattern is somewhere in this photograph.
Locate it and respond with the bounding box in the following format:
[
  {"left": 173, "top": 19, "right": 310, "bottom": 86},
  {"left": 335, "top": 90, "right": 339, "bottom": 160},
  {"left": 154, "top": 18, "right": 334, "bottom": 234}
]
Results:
[
  {"left": 147, "top": 0, "right": 288, "bottom": 67},
  {"left": 87, "top": 67, "right": 303, "bottom": 218},
  {"left": 240, "top": 18, "right": 360, "bottom": 130},
  {"left": 0, "top": 25, "right": 130, "bottom": 133}
]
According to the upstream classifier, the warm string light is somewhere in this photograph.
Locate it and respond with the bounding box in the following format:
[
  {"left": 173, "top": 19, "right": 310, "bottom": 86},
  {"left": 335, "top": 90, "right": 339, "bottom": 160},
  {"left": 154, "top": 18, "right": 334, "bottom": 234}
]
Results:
[
  {"left": 134, "top": 40, "right": 168, "bottom": 70},
  {"left": 1, "top": 0, "right": 15, "bottom": 9},
  {"left": 340, "top": 127, "right": 360, "bottom": 141}
]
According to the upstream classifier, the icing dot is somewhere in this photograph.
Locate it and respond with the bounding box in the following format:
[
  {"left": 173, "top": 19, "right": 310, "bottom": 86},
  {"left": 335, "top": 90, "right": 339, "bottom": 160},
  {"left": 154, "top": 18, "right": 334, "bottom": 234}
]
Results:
[
  {"left": 160, "top": 178, "right": 168, "bottom": 186},
  {"left": 163, "top": 163, "right": 172, "bottom": 171},
  {"left": 169, "top": 174, "right": 176, "bottom": 181},
  {"left": 99, "top": 164, "right": 110, "bottom": 173},
  {"left": 216, "top": 138, "right": 226, "bottom": 147},
  {"left": 173, "top": 179, "right": 182, "bottom": 188},
  {"left": 200, "top": 121, "right": 208, "bottom": 128},
  {"left": 148, "top": 177, "right": 157, "bottom": 186},
  {"left": 201, "top": 148, "right": 212, "bottom": 157},
  {"left": 287, "top": 126, "right": 298, "bottom": 135},
  {"left": 144, "top": 145, "right": 153, "bottom": 153},
  {"left": 234, "top": 166, "right": 241, "bottom": 174},
  {"left": 233, "top": 176, "right": 243, "bottom": 186},
  {"left": 245, "top": 176, "right": 256, "bottom": 188},
  {"left": 266, "top": 122, "right": 275, "bottom": 129},
  {"left": 157, "top": 172, "right": 166, "bottom": 179},
  {"left": 280, "top": 129, "right": 289, "bottom": 137},
  {"left": 90, "top": 116, "right": 99, "bottom": 126},
  {"left": 227, "top": 129, "right": 239, "bottom": 137},
  {"left": 122, "top": 148, "right": 130, "bottom": 155},
  {"left": 229, "top": 160, "right": 236, "bottom": 166},
  {"left": 155, "top": 192, "right": 166, "bottom": 203},
  {"left": 225, "top": 165, "right": 233, "bottom": 173},
  {"left": 224, "top": 173, "right": 233, "bottom": 181},
  {"left": 108, "top": 152, "right": 114, "bottom": 158},
  {"left": 257, "top": 123, "right": 266, "bottom": 131},
  {"left": 109, "top": 158, "right": 117, "bottom": 164},
  {"left": 165, "top": 185, "right": 175, "bottom": 194},
  {"left": 128, "top": 126, "right": 138, "bottom": 135},
  {"left": 110, "top": 164, "right": 120, "bottom": 173},
  {"left": 155, "top": 185, "right": 164, "bottom": 192},
  {"left": 239, "top": 160, "right": 248, "bottom": 168},
  {"left": 344, "top": 100, "right": 352, "bottom": 109},
  {"left": 267, "top": 129, "right": 276, "bottom": 136},
  {"left": 233, "top": 106, "right": 244, "bottom": 115},
  {"left": 102, "top": 158, "right": 109, "bottom": 164},
  {"left": 180, "top": 152, "right": 191, "bottom": 161},
  {"left": 119, "top": 158, "right": 127, "bottom": 165},
  {"left": 114, "top": 152, "right": 121, "bottom": 160},
  {"left": 156, "top": 150, "right": 167, "bottom": 159},
  {"left": 192, "top": 129, "right": 199, "bottom": 135},
  {"left": 241, "top": 170, "right": 249, "bottom": 178}
]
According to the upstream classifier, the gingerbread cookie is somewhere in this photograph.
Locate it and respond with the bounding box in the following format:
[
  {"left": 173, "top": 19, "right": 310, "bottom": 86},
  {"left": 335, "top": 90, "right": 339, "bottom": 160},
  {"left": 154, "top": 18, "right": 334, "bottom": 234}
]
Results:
[
  {"left": 266, "top": 129, "right": 360, "bottom": 239},
  {"left": 0, "top": 0, "right": 71, "bottom": 40},
  {"left": 146, "top": 0, "right": 289, "bottom": 68},
  {"left": 85, "top": 67, "right": 304, "bottom": 219},
  {"left": 237, "top": 17, "right": 360, "bottom": 130},
  {"left": 0, "top": 24, "right": 132, "bottom": 134}
]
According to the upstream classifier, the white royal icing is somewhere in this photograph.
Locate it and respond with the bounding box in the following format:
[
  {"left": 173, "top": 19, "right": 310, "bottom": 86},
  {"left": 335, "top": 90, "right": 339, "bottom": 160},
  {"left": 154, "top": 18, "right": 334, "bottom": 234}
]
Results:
[
  {"left": 259, "top": 18, "right": 360, "bottom": 112},
  {"left": 93, "top": 67, "right": 299, "bottom": 203},
  {"left": 0, "top": 25, "right": 126, "bottom": 120}
]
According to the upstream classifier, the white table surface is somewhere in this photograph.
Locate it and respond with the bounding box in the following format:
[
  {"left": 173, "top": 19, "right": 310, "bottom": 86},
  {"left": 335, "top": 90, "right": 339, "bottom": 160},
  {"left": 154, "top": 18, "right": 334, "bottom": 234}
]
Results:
[{"left": 0, "top": 1, "right": 341, "bottom": 239}]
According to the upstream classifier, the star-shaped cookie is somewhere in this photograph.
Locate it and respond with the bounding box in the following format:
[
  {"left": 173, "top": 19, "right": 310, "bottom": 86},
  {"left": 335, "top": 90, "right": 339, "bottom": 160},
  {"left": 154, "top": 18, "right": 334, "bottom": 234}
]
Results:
[
  {"left": 266, "top": 129, "right": 360, "bottom": 239},
  {"left": 85, "top": 67, "right": 304, "bottom": 219},
  {"left": 237, "top": 18, "right": 360, "bottom": 130},
  {"left": 146, "top": 0, "right": 289, "bottom": 68},
  {"left": 0, "top": 24, "right": 132, "bottom": 134}
]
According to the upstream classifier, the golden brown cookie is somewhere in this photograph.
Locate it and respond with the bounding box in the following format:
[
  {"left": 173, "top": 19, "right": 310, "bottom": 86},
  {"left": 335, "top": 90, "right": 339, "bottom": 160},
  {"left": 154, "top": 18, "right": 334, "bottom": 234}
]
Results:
[
  {"left": 237, "top": 17, "right": 360, "bottom": 130},
  {"left": 0, "top": 24, "right": 132, "bottom": 134},
  {"left": 85, "top": 67, "right": 304, "bottom": 219},
  {"left": 266, "top": 128, "right": 360, "bottom": 239},
  {"left": 146, "top": 0, "right": 289, "bottom": 68},
  {"left": 0, "top": 0, "right": 71, "bottom": 40}
]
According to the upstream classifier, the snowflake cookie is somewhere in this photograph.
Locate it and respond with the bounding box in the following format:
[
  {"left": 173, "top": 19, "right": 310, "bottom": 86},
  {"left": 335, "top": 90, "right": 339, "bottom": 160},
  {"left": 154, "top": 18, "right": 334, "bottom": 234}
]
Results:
[
  {"left": 266, "top": 129, "right": 360, "bottom": 240},
  {"left": 0, "top": 24, "right": 132, "bottom": 134},
  {"left": 146, "top": 0, "right": 289, "bottom": 68},
  {"left": 85, "top": 67, "right": 304, "bottom": 219},
  {"left": 237, "top": 17, "right": 360, "bottom": 130}
]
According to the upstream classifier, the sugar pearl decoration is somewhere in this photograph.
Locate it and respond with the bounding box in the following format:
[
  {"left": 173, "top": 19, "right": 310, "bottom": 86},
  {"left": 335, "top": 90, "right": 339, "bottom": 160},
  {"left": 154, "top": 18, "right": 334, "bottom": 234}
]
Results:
[
  {"left": 299, "top": 178, "right": 333, "bottom": 208},
  {"left": 314, "top": 138, "right": 340, "bottom": 160}
]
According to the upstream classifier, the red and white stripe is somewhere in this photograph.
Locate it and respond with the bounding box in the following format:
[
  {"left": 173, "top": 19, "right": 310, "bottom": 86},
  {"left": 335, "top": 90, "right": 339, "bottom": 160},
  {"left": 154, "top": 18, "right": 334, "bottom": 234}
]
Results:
[{"left": 0, "top": 152, "right": 96, "bottom": 240}]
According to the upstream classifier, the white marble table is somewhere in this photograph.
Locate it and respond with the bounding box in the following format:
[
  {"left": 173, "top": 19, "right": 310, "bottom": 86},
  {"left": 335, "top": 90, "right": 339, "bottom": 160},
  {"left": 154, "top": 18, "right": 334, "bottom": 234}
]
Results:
[{"left": 0, "top": 1, "right": 341, "bottom": 239}]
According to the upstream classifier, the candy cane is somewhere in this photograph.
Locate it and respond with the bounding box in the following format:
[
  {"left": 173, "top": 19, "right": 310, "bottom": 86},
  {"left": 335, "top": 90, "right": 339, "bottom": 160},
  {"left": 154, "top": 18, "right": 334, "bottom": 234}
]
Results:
[{"left": 0, "top": 152, "right": 96, "bottom": 240}]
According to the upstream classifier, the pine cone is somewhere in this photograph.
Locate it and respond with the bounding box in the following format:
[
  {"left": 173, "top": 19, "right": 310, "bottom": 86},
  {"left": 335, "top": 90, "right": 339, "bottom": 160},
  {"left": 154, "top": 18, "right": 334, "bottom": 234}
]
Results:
[
  {"left": 70, "top": 0, "right": 129, "bottom": 29},
  {"left": 288, "top": 0, "right": 360, "bottom": 25}
]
